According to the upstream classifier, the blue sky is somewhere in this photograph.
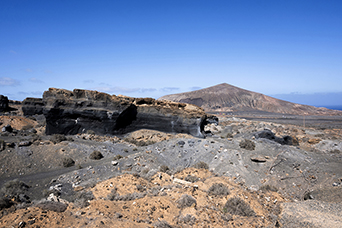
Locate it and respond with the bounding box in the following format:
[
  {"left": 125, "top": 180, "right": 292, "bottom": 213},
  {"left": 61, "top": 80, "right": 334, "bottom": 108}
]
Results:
[{"left": 1, "top": 0, "right": 341, "bottom": 107}]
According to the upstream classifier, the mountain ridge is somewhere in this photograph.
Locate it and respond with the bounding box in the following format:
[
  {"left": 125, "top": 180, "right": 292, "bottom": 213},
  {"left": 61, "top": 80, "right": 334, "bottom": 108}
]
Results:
[{"left": 159, "top": 83, "right": 342, "bottom": 115}]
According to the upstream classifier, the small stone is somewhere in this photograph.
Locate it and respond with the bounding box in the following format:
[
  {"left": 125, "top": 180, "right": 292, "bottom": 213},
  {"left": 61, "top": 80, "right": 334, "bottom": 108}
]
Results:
[
  {"left": 111, "top": 161, "right": 118, "bottom": 166},
  {"left": 250, "top": 155, "right": 266, "bottom": 163},
  {"left": 19, "top": 141, "right": 32, "bottom": 147}
]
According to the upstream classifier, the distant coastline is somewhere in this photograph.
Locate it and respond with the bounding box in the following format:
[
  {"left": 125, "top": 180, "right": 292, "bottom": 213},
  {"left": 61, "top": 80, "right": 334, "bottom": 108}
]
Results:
[{"left": 318, "top": 105, "right": 342, "bottom": 111}]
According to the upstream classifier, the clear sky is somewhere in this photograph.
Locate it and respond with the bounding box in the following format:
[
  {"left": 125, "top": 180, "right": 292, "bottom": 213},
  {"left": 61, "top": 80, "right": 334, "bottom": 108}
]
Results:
[{"left": 1, "top": 0, "right": 341, "bottom": 107}]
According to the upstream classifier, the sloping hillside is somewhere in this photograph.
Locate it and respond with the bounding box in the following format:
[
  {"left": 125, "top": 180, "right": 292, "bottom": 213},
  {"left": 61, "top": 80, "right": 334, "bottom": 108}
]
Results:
[{"left": 159, "top": 83, "right": 341, "bottom": 115}]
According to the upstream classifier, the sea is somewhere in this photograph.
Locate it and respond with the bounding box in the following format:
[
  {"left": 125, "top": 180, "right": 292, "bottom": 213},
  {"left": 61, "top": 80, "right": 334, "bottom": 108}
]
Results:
[{"left": 319, "top": 105, "right": 342, "bottom": 111}]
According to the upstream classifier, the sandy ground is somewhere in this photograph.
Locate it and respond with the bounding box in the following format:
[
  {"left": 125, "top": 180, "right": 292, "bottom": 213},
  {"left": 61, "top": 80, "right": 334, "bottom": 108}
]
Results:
[{"left": 1, "top": 113, "right": 342, "bottom": 227}]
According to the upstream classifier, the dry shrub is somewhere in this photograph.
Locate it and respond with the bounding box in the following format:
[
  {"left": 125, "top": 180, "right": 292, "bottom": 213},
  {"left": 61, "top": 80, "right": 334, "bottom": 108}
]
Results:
[
  {"left": 1, "top": 179, "right": 29, "bottom": 201},
  {"left": 259, "top": 184, "right": 278, "bottom": 192},
  {"left": 223, "top": 197, "right": 255, "bottom": 217},
  {"left": 50, "top": 134, "right": 67, "bottom": 144},
  {"left": 208, "top": 183, "right": 229, "bottom": 196},
  {"left": 159, "top": 165, "right": 170, "bottom": 173},
  {"left": 176, "top": 194, "right": 196, "bottom": 208},
  {"left": 153, "top": 220, "right": 173, "bottom": 228},
  {"left": 193, "top": 161, "right": 209, "bottom": 170},
  {"left": 124, "top": 138, "right": 156, "bottom": 146},
  {"left": 74, "top": 190, "right": 94, "bottom": 208},
  {"left": 89, "top": 150, "right": 103, "bottom": 160},
  {"left": 239, "top": 139, "right": 255, "bottom": 150},
  {"left": 178, "top": 214, "right": 196, "bottom": 225},
  {"left": 184, "top": 175, "right": 199, "bottom": 183},
  {"left": 107, "top": 188, "right": 146, "bottom": 201},
  {"left": 62, "top": 157, "right": 75, "bottom": 167},
  {"left": 113, "top": 154, "right": 123, "bottom": 160},
  {"left": 0, "top": 197, "right": 13, "bottom": 209},
  {"left": 36, "top": 201, "right": 67, "bottom": 212}
]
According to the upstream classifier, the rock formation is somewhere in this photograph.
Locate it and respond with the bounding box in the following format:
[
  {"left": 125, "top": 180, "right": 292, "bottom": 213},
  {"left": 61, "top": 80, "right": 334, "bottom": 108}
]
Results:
[
  {"left": 40, "top": 88, "right": 213, "bottom": 137},
  {"left": 22, "top": 98, "right": 44, "bottom": 116},
  {"left": 0, "top": 95, "right": 9, "bottom": 112},
  {"left": 159, "top": 83, "right": 342, "bottom": 115}
]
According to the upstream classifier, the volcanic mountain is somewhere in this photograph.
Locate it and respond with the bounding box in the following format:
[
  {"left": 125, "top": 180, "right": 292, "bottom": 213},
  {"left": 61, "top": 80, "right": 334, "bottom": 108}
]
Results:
[{"left": 159, "top": 83, "right": 341, "bottom": 115}]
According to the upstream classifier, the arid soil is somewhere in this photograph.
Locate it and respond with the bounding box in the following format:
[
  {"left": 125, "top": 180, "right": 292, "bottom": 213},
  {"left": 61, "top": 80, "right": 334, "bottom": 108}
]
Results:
[{"left": 1, "top": 112, "right": 342, "bottom": 227}]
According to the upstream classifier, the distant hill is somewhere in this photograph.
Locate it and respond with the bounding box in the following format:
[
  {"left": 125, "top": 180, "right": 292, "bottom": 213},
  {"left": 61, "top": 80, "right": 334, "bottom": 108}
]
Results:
[{"left": 159, "top": 83, "right": 342, "bottom": 115}]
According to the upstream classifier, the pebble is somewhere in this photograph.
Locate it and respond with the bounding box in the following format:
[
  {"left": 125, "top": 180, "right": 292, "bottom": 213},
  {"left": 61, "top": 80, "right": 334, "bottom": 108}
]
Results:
[{"left": 111, "top": 161, "right": 119, "bottom": 166}]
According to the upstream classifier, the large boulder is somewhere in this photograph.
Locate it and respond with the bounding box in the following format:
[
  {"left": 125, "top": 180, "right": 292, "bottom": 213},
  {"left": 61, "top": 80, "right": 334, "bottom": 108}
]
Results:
[
  {"left": 22, "top": 98, "right": 44, "bottom": 116},
  {"left": 42, "top": 88, "right": 212, "bottom": 137},
  {"left": 0, "top": 95, "right": 9, "bottom": 112}
]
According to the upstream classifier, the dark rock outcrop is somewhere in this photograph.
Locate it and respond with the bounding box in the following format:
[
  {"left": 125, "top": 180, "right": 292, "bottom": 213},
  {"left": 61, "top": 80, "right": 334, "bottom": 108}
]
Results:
[
  {"left": 0, "top": 95, "right": 9, "bottom": 112},
  {"left": 254, "top": 129, "right": 296, "bottom": 145},
  {"left": 42, "top": 88, "right": 212, "bottom": 137},
  {"left": 22, "top": 98, "right": 44, "bottom": 116}
]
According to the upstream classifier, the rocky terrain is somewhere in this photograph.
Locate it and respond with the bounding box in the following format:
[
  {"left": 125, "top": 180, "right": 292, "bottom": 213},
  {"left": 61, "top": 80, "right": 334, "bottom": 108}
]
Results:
[
  {"left": 159, "top": 83, "right": 342, "bottom": 116},
  {"left": 22, "top": 88, "right": 216, "bottom": 138},
  {"left": 0, "top": 92, "right": 342, "bottom": 227}
]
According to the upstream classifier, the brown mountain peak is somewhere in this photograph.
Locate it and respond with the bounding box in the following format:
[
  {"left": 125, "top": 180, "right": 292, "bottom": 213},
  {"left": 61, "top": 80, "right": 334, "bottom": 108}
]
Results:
[{"left": 159, "top": 83, "right": 342, "bottom": 115}]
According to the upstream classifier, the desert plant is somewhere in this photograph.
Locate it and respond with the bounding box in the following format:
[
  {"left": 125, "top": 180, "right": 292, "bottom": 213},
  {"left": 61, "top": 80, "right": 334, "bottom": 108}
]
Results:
[
  {"left": 193, "top": 161, "right": 209, "bottom": 170},
  {"left": 62, "top": 157, "right": 75, "bottom": 167},
  {"left": 223, "top": 197, "right": 255, "bottom": 217},
  {"left": 113, "top": 154, "right": 123, "bottom": 160},
  {"left": 159, "top": 165, "right": 170, "bottom": 173},
  {"left": 239, "top": 139, "right": 255, "bottom": 150},
  {"left": 1, "top": 179, "right": 30, "bottom": 202},
  {"left": 176, "top": 194, "right": 197, "bottom": 208},
  {"left": 153, "top": 220, "right": 174, "bottom": 228},
  {"left": 21, "top": 124, "right": 34, "bottom": 131},
  {"left": 178, "top": 214, "right": 196, "bottom": 225},
  {"left": 50, "top": 134, "right": 67, "bottom": 144},
  {"left": 36, "top": 201, "right": 68, "bottom": 212},
  {"left": 208, "top": 183, "right": 229, "bottom": 196},
  {"left": 184, "top": 175, "right": 199, "bottom": 183},
  {"left": 89, "top": 150, "right": 103, "bottom": 160},
  {"left": 107, "top": 189, "right": 146, "bottom": 201},
  {"left": 124, "top": 138, "right": 156, "bottom": 146},
  {"left": 74, "top": 190, "right": 95, "bottom": 208},
  {"left": 226, "top": 133, "right": 234, "bottom": 138},
  {"left": 0, "top": 197, "right": 13, "bottom": 209},
  {"left": 259, "top": 184, "right": 278, "bottom": 192},
  {"left": 86, "top": 130, "right": 95, "bottom": 135},
  {"left": 136, "top": 184, "right": 146, "bottom": 192}
]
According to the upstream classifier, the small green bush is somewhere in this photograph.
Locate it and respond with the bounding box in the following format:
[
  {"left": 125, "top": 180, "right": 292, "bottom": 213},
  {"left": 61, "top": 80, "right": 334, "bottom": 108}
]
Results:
[
  {"left": 239, "top": 139, "right": 255, "bottom": 150},
  {"left": 89, "top": 150, "right": 103, "bottom": 160},
  {"left": 223, "top": 197, "right": 255, "bottom": 217},
  {"left": 193, "top": 161, "right": 209, "bottom": 170}
]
